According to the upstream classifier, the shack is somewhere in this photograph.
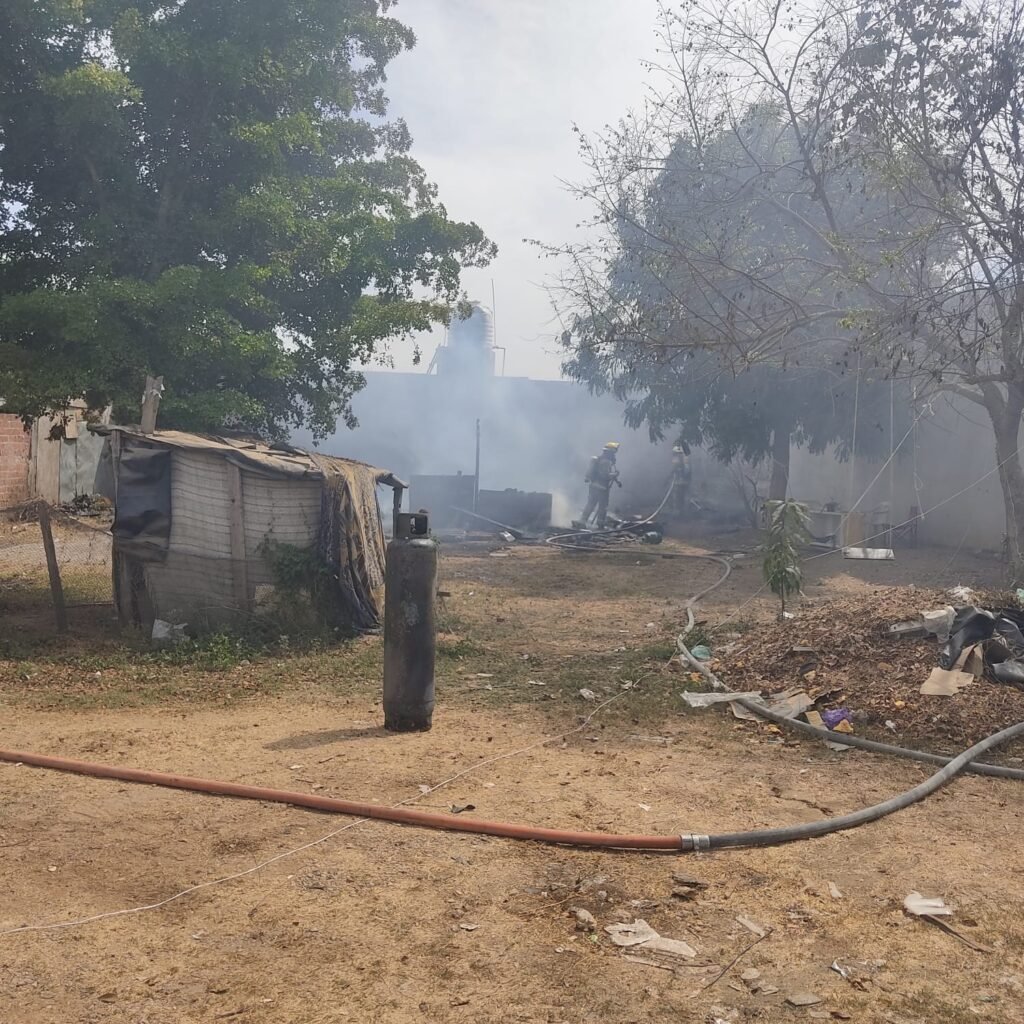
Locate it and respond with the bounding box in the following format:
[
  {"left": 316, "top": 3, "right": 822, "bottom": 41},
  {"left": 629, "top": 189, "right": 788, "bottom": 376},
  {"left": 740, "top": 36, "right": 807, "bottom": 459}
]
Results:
[{"left": 95, "top": 427, "right": 403, "bottom": 635}]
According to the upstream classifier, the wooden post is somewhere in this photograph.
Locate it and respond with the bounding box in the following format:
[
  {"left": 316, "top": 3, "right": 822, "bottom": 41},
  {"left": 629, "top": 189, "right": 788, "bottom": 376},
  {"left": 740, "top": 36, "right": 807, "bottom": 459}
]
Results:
[
  {"left": 38, "top": 502, "right": 68, "bottom": 633},
  {"left": 227, "top": 462, "right": 250, "bottom": 613},
  {"left": 140, "top": 375, "right": 163, "bottom": 434}
]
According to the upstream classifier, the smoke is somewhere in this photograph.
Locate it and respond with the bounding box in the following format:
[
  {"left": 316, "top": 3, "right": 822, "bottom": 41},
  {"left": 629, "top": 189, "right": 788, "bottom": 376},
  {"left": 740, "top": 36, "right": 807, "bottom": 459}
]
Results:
[{"left": 290, "top": 365, "right": 690, "bottom": 526}]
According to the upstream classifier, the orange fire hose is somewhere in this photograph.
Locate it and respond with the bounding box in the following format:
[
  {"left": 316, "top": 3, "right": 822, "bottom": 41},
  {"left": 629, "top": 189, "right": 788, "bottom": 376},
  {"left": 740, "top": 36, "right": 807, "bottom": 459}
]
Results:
[{"left": 0, "top": 748, "right": 687, "bottom": 851}]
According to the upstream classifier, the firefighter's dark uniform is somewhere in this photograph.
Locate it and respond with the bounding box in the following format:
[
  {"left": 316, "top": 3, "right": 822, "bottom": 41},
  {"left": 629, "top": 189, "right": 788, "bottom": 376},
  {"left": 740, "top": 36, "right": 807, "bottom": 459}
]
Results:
[
  {"left": 671, "top": 451, "right": 692, "bottom": 516},
  {"left": 581, "top": 450, "right": 618, "bottom": 527}
]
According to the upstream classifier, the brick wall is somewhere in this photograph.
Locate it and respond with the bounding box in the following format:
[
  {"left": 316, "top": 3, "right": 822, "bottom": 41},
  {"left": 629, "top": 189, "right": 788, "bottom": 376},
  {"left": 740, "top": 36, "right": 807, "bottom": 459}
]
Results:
[{"left": 0, "top": 413, "right": 30, "bottom": 508}]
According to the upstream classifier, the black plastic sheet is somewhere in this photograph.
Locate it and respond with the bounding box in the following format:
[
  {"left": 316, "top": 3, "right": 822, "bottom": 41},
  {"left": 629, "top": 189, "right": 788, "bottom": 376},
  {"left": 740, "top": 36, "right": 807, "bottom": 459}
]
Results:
[
  {"left": 112, "top": 445, "right": 171, "bottom": 560},
  {"left": 939, "top": 605, "right": 1024, "bottom": 690}
]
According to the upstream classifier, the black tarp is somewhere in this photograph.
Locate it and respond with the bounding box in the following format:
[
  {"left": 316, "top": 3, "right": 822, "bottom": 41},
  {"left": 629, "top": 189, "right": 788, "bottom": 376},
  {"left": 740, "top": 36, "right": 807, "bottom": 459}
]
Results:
[
  {"left": 939, "top": 605, "right": 1024, "bottom": 690},
  {"left": 112, "top": 445, "right": 171, "bottom": 559}
]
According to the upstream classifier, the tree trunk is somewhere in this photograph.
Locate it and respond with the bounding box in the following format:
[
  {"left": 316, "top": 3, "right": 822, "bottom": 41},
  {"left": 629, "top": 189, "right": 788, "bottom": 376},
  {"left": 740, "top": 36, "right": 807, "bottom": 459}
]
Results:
[
  {"left": 769, "top": 426, "right": 792, "bottom": 501},
  {"left": 990, "top": 403, "right": 1024, "bottom": 580}
]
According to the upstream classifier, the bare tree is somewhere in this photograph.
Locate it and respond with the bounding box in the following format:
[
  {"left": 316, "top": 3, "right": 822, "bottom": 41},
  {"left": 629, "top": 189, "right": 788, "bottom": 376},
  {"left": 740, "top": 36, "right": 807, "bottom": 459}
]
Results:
[{"left": 548, "top": 0, "right": 1024, "bottom": 570}]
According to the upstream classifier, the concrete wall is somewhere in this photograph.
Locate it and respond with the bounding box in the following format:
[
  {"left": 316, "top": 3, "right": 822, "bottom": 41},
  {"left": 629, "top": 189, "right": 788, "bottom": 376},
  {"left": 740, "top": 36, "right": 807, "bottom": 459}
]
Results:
[
  {"left": 788, "top": 394, "right": 1004, "bottom": 550},
  {"left": 291, "top": 371, "right": 745, "bottom": 527},
  {"left": 0, "top": 413, "right": 30, "bottom": 508},
  {"left": 293, "top": 370, "right": 1009, "bottom": 547}
]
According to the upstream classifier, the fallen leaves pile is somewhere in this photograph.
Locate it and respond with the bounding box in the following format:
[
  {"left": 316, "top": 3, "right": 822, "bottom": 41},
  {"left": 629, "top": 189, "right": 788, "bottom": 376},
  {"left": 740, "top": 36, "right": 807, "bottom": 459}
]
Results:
[{"left": 716, "top": 587, "right": 1024, "bottom": 751}]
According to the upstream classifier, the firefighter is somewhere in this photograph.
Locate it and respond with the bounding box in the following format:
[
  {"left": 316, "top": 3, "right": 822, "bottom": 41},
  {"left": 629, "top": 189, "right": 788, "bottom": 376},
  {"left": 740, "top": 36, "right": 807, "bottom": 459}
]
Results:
[
  {"left": 671, "top": 443, "right": 692, "bottom": 517},
  {"left": 580, "top": 442, "right": 621, "bottom": 528}
]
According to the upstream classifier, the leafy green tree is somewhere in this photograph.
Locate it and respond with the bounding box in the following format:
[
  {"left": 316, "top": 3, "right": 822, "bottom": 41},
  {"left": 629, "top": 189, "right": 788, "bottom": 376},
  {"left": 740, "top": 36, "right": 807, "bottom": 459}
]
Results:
[
  {"left": 762, "top": 499, "right": 811, "bottom": 616},
  {"left": 0, "top": 0, "right": 494, "bottom": 437},
  {"left": 556, "top": 110, "right": 908, "bottom": 498}
]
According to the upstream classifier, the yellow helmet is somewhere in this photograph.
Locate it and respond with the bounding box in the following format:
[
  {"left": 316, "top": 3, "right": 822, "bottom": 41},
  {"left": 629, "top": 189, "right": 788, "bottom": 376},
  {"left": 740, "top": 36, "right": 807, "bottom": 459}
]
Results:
[{"left": 603, "top": 441, "right": 620, "bottom": 451}]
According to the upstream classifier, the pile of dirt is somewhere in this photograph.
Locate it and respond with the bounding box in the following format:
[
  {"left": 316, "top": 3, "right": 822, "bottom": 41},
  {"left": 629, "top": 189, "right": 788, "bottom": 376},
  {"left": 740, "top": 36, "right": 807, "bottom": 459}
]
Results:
[{"left": 717, "top": 587, "right": 1024, "bottom": 751}]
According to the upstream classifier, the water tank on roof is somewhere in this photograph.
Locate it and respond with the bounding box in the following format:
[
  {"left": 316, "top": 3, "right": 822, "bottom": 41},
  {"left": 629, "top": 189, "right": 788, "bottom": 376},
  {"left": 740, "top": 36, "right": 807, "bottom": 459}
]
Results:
[
  {"left": 449, "top": 303, "right": 495, "bottom": 350},
  {"left": 433, "top": 302, "right": 496, "bottom": 377}
]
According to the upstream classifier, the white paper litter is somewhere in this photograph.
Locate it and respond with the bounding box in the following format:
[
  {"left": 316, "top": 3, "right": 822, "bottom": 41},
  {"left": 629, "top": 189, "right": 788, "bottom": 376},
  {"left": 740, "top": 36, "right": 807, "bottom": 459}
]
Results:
[
  {"left": 681, "top": 691, "right": 763, "bottom": 708},
  {"left": 904, "top": 891, "right": 953, "bottom": 917}
]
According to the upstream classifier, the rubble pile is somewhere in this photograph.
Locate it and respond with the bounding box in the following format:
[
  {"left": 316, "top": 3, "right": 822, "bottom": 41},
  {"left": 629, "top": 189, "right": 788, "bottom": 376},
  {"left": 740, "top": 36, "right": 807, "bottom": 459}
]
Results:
[{"left": 717, "top": 588, "right": 1024, "bottom": 749}]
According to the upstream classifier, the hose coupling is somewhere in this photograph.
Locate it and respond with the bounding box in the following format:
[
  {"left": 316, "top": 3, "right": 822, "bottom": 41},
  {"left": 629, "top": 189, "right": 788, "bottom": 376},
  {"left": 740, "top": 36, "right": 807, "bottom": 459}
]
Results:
[{"left": 682, "top": 833, "right": 711, "bottom": 852}]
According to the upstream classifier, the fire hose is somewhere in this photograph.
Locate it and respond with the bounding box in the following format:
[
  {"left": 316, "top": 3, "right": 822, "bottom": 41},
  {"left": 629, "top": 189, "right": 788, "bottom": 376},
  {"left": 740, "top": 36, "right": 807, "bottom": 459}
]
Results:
[
  {"left": 1, "top": 717, "right": 1022, "bottom": 852},
  {"left": 2, "top": 558, "right": 1023, "bottom": 854}
]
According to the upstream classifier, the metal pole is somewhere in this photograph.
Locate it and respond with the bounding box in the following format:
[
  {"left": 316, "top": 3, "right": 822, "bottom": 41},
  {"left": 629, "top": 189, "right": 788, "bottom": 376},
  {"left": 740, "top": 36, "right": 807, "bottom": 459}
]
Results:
[
  {"left": 38, "top": 502, "right": 68, "bottom": 633},
  {"left": 889, "top": 375, "right": 896, "bottom": 548},
  {"left": 473, "top": 418, "right": 481, "bottom": 513},
  {"left": 392, "top": 484, "right": 404, "bottom": 536}
]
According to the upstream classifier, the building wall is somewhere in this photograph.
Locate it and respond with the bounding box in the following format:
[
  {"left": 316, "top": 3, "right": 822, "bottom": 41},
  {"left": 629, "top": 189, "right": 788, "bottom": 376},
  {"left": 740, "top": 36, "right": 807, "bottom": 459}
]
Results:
[
  {"left": 788, "top": 394, "right": 1005, "bottom": 550},
  {"left": 0, "top": 413, "right": 30, "bottom": 508},
  {"left": 291, "top": 371, "right": 750, "bottom": 527},
  {"left": 291, "top": 369, "right": 1012, "bottom": 548}
]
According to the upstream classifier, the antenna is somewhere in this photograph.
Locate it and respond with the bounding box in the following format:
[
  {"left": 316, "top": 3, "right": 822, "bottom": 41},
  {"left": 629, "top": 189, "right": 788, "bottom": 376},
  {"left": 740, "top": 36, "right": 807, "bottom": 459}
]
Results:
[{"left": 491, "top": 278, "right": 507, "bottom": 376}]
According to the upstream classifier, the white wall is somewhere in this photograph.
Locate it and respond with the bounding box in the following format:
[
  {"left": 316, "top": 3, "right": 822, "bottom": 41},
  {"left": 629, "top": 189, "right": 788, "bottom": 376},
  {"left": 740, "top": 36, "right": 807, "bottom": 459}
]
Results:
[{"left": 788, "top": 394, "right": 1005, "bottom": 550}]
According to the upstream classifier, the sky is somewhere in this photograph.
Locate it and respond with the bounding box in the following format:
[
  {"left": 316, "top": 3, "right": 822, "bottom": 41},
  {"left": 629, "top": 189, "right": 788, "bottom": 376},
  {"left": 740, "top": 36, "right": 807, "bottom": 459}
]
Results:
[{"left": 378, "top": 0, "right": 663, "bottom": 380}]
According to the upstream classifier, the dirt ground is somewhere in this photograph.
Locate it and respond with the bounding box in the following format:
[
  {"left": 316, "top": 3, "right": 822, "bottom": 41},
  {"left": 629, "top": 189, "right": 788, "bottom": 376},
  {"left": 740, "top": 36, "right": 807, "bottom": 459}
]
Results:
[{"left": 2, "top": 537, "right": 1023, "bottom": 1024}]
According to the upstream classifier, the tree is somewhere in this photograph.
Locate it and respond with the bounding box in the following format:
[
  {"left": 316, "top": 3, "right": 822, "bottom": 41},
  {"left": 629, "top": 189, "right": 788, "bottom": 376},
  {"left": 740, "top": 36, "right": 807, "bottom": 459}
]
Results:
[
  {"left": 762, "top": 498, "right": 811, "bottom": 616},
  {"left": 0, "top": 0, "right": 494, "bottom": 438},
  {"left": 552, "top": 95, "right": 907, "bottom": 498},
  {"left": 834, "top": 0, "right": 1024, "bottom": 571},
  {"left": 550, "top": 0, "right": 1024, "bottom": 572}
]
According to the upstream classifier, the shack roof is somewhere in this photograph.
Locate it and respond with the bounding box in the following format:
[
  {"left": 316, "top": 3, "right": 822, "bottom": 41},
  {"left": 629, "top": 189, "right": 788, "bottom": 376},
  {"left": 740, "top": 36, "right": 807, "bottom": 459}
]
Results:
[{"left": 92, "top": 425, "right": 405, "bottom": 488}]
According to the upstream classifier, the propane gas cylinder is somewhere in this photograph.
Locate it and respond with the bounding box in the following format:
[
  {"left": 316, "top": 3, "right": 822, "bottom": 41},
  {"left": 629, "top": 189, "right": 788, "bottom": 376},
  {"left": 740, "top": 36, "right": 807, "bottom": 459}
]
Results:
[{"left": 383, "top": 511, "right": 437, "bottom": 731}]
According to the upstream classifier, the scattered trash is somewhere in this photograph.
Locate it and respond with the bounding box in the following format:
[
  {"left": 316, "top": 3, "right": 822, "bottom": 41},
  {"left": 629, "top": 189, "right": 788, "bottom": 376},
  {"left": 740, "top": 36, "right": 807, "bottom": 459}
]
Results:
[
  {"left": 488, "top": 551, "right": 510, "bottom": 558},
  {"left": 604, "top": 919, "right": 696, "bottom": 959},
  {"left": 938, "top": 605, "right": 1024, "bottom": 689},
  {"left": 681, "top": 691, "right": 762, "bottom": 709},
  {"left": 735, "top": 915, "right": 767, "bottom": 938},
  {"left": 920, "top": 667, "right": 975, "bottom": 696},
  {"left": 605, "top": 919, "right": 660, "bottom": 947},
  {"left": 843, "top": 547, "right": 894, "bottom": 560},
  {"left": 571, "top": 907, "right": 596, "bottom": 932},
  {"left": 827, "top": 881, "right": 843, "bottom": 900},
  {"left": 831, "top": 718, "right": 854, "bottom": 734},
  {"left": 831, "top": 958, "right": 879, "bottom": 990},
  {"left": 578, "top": 688, "right": 598, "bottom": 702},
  {"left": 459, "top": 923, "right": 479, "bottom": 931},
  {"left": 904, "top": 891, "right": 993, "bottom": 952},
  {"left": 449, "top": 804, "right": 475, "bottom": 814},
  {"left": 637, "top": 803, "right": 651, "bottom": 812},
  {"left": 904, "top": 891, "right": 952, "bottom": 917},
  {"left": 766, "top": 687, "right": 815, "bottom": 719},
  {"left": 921, "top": 606, "right": 956, "bottom": 641},
  {"left": 645, "top": 935, "right": 699, "bottom": 958},
  {"left": 804, "top": 710, "right": 851, "bottom": 751},
  {"left": 691, "top": 644, "right": 713, "bottom": 662},
  {"left": 786, "top": 992, "right": 824, "bottom": 1007},
  {"left": 821, "top": 708, "right": 852, "bottom": 729},
  {"left": 417, "top": 784, "right": 432, "bottom": 794},
  {"left": 526, "top": 679, "right": 545, "bottom": 686},
  {"left": 733, "top": 688, "right": 811, "bottom": 720},
  {"left": 499, "top": 531, "right": 516, "bottom": 543},
  {"left": 888, "top": 619, "right": 926, "bottom": 639},
  {"left": 949, "top": 584, "right": 977, "bottom": 602},
  {"left": 740, "top": 968, "right": 761, "bottom": 984},
  {"left": 151, "top": 618, "right": 187, "bottom": 643}
]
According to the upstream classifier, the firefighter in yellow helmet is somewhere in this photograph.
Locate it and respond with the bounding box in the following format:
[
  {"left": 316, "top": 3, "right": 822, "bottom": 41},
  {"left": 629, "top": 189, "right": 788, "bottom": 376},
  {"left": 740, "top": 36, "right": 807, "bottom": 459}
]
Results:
[{"left": 580, "top": 442, "right": 621, "bottom": 528}]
